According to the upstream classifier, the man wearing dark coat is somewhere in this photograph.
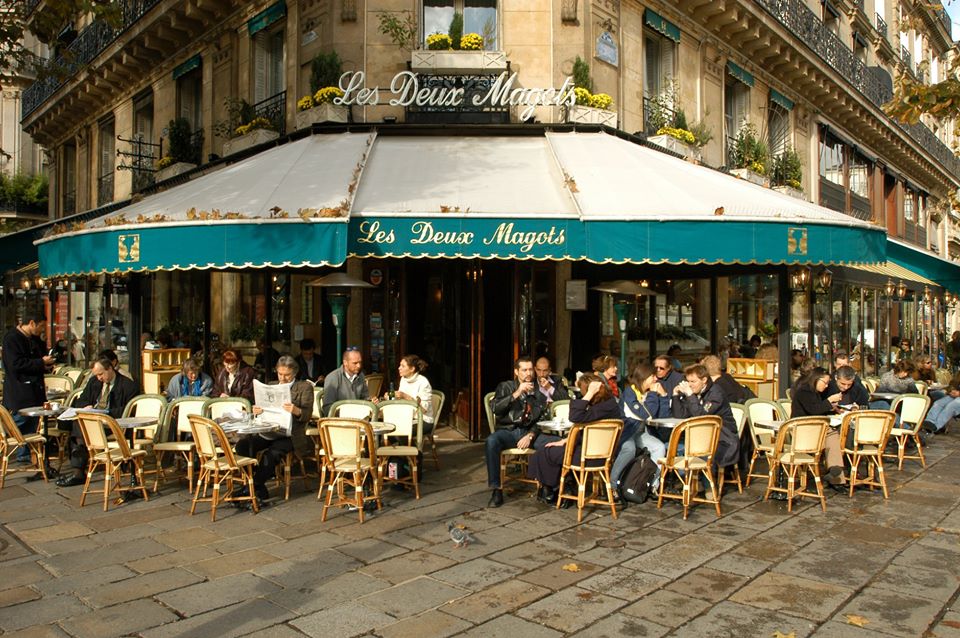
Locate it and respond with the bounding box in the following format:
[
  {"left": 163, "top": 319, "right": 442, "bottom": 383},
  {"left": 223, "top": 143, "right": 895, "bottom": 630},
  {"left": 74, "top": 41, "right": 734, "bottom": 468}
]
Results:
[
  {"left": 672, "top": 364, "right": 740, "bottom": 475},
  {"left": 2, "top": 313, "right": 56, "bottom": 464}
]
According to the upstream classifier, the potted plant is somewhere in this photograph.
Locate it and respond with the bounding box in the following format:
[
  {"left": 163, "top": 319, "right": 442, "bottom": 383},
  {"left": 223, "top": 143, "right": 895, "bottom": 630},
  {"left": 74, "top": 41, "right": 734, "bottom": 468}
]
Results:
[
  {"left": 771, "top": 147, "right": 804, "bottom": 198},
  {"left": 729, "top": 122, "right": 769, "bottom": 187},
  {"left": 296, "top": 51, "right": 350, "bottom": 129},
  {"left": 411, "top": 12, "right": 506, "bottom": 74},
  {"left": 218, "top": 98, "right": 279, "bottom": 156},
  {"left": 645, "top": 83, "right": 709, "bottom": 161},
  {"left": 564, "top": 57, "right": 616, "bottom": 126},
  {"left": 156, "top": 118, "right": 197, "bottom": 181}
]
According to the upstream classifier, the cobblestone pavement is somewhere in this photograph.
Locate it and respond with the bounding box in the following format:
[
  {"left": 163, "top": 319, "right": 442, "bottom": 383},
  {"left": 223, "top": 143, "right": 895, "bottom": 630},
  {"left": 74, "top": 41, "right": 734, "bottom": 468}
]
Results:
[{"left": 2, "top": 428, "right": 960, "bottom": 637}]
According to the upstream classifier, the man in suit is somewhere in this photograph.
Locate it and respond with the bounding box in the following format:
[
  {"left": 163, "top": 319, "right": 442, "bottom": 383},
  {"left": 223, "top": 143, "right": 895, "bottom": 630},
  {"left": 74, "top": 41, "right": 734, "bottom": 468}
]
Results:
[
  {"left": 237, "top": 355, "right": 313, "bottom": 505},
  {"left": 322, "top": 347, "right": 369, "bottom": 416},
  {"left": 294, "top": 338, "right": 324, "bottom": 384},
  {"left": 2, "top": 313, "right": 55, "bottom": 466},
  {"left": 56, "top": 356, "right": 139, "bottom": 487}
]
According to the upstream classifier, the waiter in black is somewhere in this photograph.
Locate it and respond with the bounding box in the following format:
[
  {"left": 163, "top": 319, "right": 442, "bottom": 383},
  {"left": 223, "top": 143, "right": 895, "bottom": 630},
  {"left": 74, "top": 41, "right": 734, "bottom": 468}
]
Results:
[{"left": 2, "top": 313, "right": 55, "bottom": 471}]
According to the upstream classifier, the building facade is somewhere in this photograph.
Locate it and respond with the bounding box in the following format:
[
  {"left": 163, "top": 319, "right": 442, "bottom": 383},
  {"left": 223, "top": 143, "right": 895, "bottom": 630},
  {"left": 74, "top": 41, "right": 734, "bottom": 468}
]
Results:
[{"left": 9, "top": 0, "right": 960, "bottom": 436}]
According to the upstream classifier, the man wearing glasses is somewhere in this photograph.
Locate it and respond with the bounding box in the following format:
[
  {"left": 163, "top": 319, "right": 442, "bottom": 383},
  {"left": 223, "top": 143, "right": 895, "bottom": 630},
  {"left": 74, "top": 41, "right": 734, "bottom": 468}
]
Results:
[
  {"left": 321, "top": 346, "right": 370, "bottom": 416},
  {"left": 654, "top": 355, "right": 683, "bottom": 397},
  {"left": 486, "top": 356, "right": 548, "bottom": 508}
]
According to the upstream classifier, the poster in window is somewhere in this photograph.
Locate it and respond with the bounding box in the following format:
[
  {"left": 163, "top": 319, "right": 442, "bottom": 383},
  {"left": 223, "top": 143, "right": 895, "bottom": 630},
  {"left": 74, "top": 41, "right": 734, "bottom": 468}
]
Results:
[{"left": 565, "top": 280, "right": 587, "bottom": 311}]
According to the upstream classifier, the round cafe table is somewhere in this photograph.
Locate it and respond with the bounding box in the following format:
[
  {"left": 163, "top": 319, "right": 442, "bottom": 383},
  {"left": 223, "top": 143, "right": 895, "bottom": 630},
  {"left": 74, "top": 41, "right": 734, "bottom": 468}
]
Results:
[{"left": 18, "top": 405, "right": 67, "bottom": 470}]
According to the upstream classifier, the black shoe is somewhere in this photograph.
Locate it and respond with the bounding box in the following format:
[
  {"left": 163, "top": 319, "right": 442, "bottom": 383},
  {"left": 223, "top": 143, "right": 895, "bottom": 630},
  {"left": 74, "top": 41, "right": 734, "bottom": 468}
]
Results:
[
  {"left": 56, "top": 473, "right": 85, "bottom": 487},
  {"left": 827, "top": 481, "right": 846, "bottom": 494},
  {"left": 120, "top": 489, "right": 143, "bottom": 503},
  {"left": 44, "top": 466, "right": 58, "bottom": 479},
  {"left": 537, "top": 487, "right": 558, "bottom": 505},
  {"left": 559, "top": 494, "right": 573, "bottom": 509},
  {"left": 255, "top": 486, "right": 270, "bottom": 502},
  {"left": 487, "top": 489, "right": 504, "bottom": 508},
  {"left": 26, "top": 471, "right": 45, "bottom": 482}
]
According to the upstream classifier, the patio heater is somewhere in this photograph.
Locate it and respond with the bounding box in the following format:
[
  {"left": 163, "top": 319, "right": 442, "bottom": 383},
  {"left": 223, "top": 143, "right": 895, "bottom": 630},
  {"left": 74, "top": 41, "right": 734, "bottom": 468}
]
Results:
[
  {"left": 591, "top": 280, "right": 656, "bottom": 384},
  {"left": 306, "top": 273, "right": 374, "bottom": 359}
]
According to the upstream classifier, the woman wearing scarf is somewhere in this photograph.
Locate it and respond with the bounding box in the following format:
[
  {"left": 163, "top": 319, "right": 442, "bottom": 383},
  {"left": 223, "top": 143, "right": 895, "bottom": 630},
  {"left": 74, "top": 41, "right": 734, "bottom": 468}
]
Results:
[{"left": 166, "top": 358, "right": 214, "bottom": 399}]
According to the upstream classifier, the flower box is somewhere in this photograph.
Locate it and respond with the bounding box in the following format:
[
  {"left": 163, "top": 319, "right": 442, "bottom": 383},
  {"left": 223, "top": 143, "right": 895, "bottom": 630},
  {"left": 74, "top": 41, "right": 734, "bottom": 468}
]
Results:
[
  {"left": 410, "top": 50, "right": 508, "bottom": 74},
  {"left": 222, "top": 129, "right": 279, "bottom": 157},
  {"left": 647, "top": 134, "right": 700, "bottom": 161},
  {"left": 295, "top": 102, "right": 350, "bottom": 129},
  {"left": 155, "top": 162, "right": 196, "bottom": 182},
  {"left": 730, "top": 167, "right": 770, "bottom": 188},
  {"left": 773, "top": 184, "right": 805, "bottom": 200},
  {"left": 566, "top": 105, "right": 617, "bottom": 127}
]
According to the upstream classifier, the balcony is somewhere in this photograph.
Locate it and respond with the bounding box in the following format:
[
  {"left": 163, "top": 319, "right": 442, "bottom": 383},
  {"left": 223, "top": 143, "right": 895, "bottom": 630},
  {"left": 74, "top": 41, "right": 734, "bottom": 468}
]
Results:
[
  {"left": 755, "top": 0, "right": 960, "bottom": 180},
  {"left": 876, "top": 13, "right": 887, "bottom": 39}
]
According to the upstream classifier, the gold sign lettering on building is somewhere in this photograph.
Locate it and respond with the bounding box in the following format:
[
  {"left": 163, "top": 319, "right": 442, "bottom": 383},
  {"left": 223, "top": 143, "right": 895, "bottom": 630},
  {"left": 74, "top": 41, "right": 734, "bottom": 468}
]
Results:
[{"left": 118, "top": 234, "right": 140, "bottom": 263}]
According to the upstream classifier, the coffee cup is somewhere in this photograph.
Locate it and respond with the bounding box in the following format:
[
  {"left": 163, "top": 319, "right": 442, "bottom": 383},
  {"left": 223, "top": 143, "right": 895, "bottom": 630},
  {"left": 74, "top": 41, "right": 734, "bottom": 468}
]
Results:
[{"left": 49, "top": 402, "right": 60, "bottom": 411}]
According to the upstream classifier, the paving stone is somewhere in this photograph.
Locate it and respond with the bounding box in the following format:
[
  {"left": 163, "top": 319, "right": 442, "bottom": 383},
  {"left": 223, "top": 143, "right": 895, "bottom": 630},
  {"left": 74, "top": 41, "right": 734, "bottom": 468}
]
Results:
[
  {"left": 260, "top": 531, "right": 347, "bottom": 559},
  {"left": 81, "top": 567, "right": 204, "bottom": 608},
  {"left": 894, "top": 539, "right": 960, "bottom": 576},
  {"left": 360, "top": 550, "right": 457, "bottom": 585},
  {"left": 141, "top": 598, "right": 295, "bottom": 638},
  {"left": 329, "top": 514, "right": 421, "bottom": 541},
  {"left": 334, "top": 537, "right": 408, "bottom": 564},
  {"left": 359, "top": 576, "right": 469, "bottom": 619},
  {"left": 83, "top": 504, "right": 182, "bottom": 531},
  {"left": 704, "top": 551, "right": 772, "bottom": 578},
  {"left": 430, "top": 557, "right": 520, "bottom": 591},
  {"left": 290, "top": 601, "right": 397, "bottom": 637},
  {"left": 661, "top": 566, "right": 749, "bottom": 603},
  {"left": 837, "top": 585, "right": 947, "bottom": 637},
  {"left": 534, "top": 524, "right": 621, "bottom": 554},
  {"left": 440, "top": 578, "right": 550, "bottom": 624},
  {"left": 126, "top": 546, "right": 213, "bottom": 574},
  {"left": 456, "top": 614, "right": 563, "bottom": 637},
  {"left": 773, "top": 538, "right": 899, "bottom": 588},
  {"left": 16, "top": 522, "right": 94, "bottom": 544},
  {"left": 676, "top": 600, "right": 813, "bottom": 637},
  {"left": 184, "top": 548, "right": 281, "bottom": 579},
  {"left": 578, "top": 566, "right": 669, "bottom": 601},
  {"left": 377, "top": 610, "right": 472, "bottom": 638},
  {"left": 206, "top": 531, "right": 285, "bottom": 555},
  {"left": 729, "top": 571, "right": 854, "bottom": 621},
  {"left": 59, "top": 598, "right": 178, "bottom": 638},
  {"left": 33, "top": 564, "right": 136, "bottom": 596},
  {"left": 823, "top": 520, "right": 922, "bottom": 548},
  {"left": 481, "top": 541, "right": 561, "bottom": 569},
  {"left": 152, "top": 526, "right": 224, "bottom": 549},
  {"left": 0, "top": 625, "right": 72, "bottom": 638},
  {"left": 0, "top": 561, "right": 53, "bottom": 590},
  {"left": 516, "top": 558, "right": 603, "bottom": 590},
  {"left": 567, "top": 614, "right": 671, "bottom": 638},
  {"left": 254, "top": 549, "right": 362, "bottom": 588},
  {"left": 620, "top": 589, "right": 712, "bottom": 628},
  {"left": 31, "top": 536, "right": 99, "bottom": 557},
  {"left": 930, "top": 610, "right": 960, "bottom": 637},
  {"left": 0, "top": 594, "right": 90, "bottom": 631},
  {"left": 733, "top": 537, "right": 802, "bottom": 563},
  {"left": 808, "top": 619, "right": 899, "bottom": 637},
  {"left": 0, "top": 585, "right": 41, "bottom": 607},
  {"left": 621, "top": 534, "right": 737, "bottom": 579},
  {"left": 234, "top": 623, "right": 306, "bottom": 638},
  {"left": 515, "top": 586, "right": 625, "bottom": 633},
  {"left": 426, "top": 524, "right": 533, "bottom": 560},
  {"left": 157, "top": 572, "right": 281, "bottom": 617},
  {"left": 39, "top": 538, "right": 171, "bottom": 575},
  {"left": 265, "top": 570, "right": 392, "bottom": 616},
  {"left": 872, "top": 562, "right": 960, "bottom": 602}
]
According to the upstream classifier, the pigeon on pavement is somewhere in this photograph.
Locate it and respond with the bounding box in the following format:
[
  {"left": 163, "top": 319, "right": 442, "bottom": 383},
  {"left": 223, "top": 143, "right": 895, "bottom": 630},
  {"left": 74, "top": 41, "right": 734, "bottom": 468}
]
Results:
[{"left": 447, "top": 521, "right": 475, "bottom": 548}]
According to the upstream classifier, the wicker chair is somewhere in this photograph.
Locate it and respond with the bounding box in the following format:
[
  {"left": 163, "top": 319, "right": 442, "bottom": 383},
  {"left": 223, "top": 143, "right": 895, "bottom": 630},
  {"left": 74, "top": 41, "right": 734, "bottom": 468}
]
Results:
[
  {"left": 656, "top": 415, "right": 722, "bottom": 520},
  {"left": 556, "top": 419, "right": 622, "bottom": 522},
  {"left": 763, "top": 416, "right": 829, "bottom": 512}
]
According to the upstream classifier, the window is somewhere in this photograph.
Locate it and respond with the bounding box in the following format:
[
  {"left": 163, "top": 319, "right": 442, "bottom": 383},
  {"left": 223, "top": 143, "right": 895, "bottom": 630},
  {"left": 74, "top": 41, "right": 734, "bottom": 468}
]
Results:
[
  {"left": 849, "top": 150, "right": 870, "bottom": 198},
  {"left": 97, "top": 118, "right": 115, "bottom": 207},
  {"left": 823, "top": 2, "right": 840, "bottom": 36},
  {"left": 132, "top": 92, "right": 154, "bottom": 192},
  {"left": 61, "top": 143, "right": 76, "bottom": 217},
  {"left": 819, "top": 135, "right": 844, "bottom": 186},
  {"left": 424, "top": 0, "right": 497, "bottom": 49},
  {"left": 853, "top": 33, "right": 867, "bottom": 64},
  {"left": 253, "top": 26, "right": 284, "bottom": 103},
  {"left": 724, "top": 77, "right": 750, "bottom": 163},
  {"left": 904, "top": 187, "right": 915, "bottom": 222},
  {"left": 643, "top": 28, "right": 677, "bottom": 133},
  {"left": 176, "top": 66, "right": 202, "bottom": 131},
  {"left": 767, "top": 102, "right": 789, "bottom": 159}
]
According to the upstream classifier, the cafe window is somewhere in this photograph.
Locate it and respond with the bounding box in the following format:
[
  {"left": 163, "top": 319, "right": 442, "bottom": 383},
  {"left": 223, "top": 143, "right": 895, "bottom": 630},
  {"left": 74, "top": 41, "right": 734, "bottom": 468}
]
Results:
[
  {"left": 423, "top": 0, "right": 497, "bottom": 50},
  {"left": 654, "top": 279, "right": 712, "bottom": 363},
  {"left": 723, "top": 274, "right": 779, "bottom": 353},
  {"left": 97, "top": 117, "right": 115, "bottom": 207},
  {"left": 904, "top": 187, "right": 915, "bottom": 221},
  {"left": 849, "top": 150, "right": 870, "bottom": 198}
]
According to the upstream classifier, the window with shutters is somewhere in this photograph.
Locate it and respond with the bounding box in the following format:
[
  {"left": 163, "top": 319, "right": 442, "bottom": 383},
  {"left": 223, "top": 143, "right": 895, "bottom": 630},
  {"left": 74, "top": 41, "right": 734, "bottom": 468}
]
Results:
[
  {"left": 177, "top": 66, "right": 202, "bottom": 131},
  {"left": 97, "top": 118, "right": 115, "bottom": 207},
  {"left": 253, "top": 26, "right": 285, "bottom": 104},
  {"left": 642, "top": 28, "right": 676, "bottom": 134},
  {"left": 423, "top": 0, "right": 498, "bottom": 50},
  {"left": 904, "top": 187, "right": 915, "bottom": 222},
  {"left": 767, "top": 102, "right": 789, "bottom": 159},
  {"left": 822, "top": 2, "right": 840, "bottom": 36},
  {"left": 724, "top": 77, "right": 749, "bottom": 164}
]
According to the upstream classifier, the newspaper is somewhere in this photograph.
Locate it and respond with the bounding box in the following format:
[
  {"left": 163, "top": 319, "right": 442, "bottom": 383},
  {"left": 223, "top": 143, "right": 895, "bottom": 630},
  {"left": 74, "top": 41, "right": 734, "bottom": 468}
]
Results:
[{"left": 253, "top": 379, "right": 293, "bottom": 436}]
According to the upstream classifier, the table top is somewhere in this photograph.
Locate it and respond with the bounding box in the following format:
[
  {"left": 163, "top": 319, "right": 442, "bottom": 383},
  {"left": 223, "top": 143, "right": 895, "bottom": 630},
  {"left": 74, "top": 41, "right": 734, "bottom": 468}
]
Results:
[
  {"left": 537, "top": 419, "right": 573, "bottom": 433},
  {"left": 45, "top": 388, "right": 69, "bottom": 400},
  {"left": 648, "top": 417, "right": 683, "bottom": 428},
  {"left": 19, "top": 405, "right": 65, "bottom": 418},
  {"left": 116, "top": 416, "right": 158, "bottom": 429},
  {"left": 870, "top": 392, "right": 899, "bottom": 401},
  {"left": 369, "top": 421, "right": 396, "bottom": 435},
  {"left": 753, "top": 419, "right": 785, "bottom": 431}
]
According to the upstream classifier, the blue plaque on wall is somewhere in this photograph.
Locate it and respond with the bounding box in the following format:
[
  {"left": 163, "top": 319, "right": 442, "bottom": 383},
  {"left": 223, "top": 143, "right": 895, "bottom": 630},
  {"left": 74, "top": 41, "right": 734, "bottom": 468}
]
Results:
[{"left": 596, "top": 31, "right": 618, "bottom": 67}]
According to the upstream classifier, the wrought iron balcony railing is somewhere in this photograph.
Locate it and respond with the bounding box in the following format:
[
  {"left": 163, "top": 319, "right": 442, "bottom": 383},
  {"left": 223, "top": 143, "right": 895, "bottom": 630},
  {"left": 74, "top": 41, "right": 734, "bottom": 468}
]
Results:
[
  {"left": 936, "top": 6, "right": 951, "bottom": 36},
  {"left": 901, "top": 46, "right": 912, "bottom": 70},
  {"left": 97, "top": 172, "right": 114, "bottom": 207},
  {"left": 253, "top": 91, "right": 287, "bottom": 137},
  {"left": 876, "top": 14, "right": 887, "bottom": 39},
  {"left": 21, "top": 0, "right": 161, "bottom": 119},
  {"left": 755, "top": 0, "right": 960, "bottom": 180}
]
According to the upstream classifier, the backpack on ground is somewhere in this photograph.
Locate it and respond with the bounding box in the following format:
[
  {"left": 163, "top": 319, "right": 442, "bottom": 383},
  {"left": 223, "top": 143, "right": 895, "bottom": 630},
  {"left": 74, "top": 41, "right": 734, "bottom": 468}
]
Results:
[{"left": 618, "top": 449, "right": 656, "bottom": 504}]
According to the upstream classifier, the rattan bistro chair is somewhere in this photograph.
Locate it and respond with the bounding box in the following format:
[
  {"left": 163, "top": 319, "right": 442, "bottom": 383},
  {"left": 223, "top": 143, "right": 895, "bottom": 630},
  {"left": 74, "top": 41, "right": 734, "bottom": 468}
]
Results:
[
  {"left": 656, "top": 415, "right": 722, "bottom": 520},
  {"left": 152, "top": 396, "right": 206, "bottom": 493},
  {"left": 549, "top": 400, "right": 571, "bottom": 421},
  {"left": 75, "top": 411, "right": 149, "bottom": 511},
  {"left": 188, "top": 415, "right": 258, "bottom": 521},
  {"left": 556, "top": 419, "right": 622, "bottom": 522},
  {"left": 763, "top": 416, "right": 829, "bottom": 512},
  {"left": 319, "top": 417, "right": 382, "bottom": 524},
  {"left": 744, "top": 398, "right": 786, "bottom": 486},
  {"left": 202, "top": 397, "right": 252, "bottom": 421},
  {"left": 121, "top": 394, "right": 168, "bottom": 450},
  {"left": 424, "top": 389, "right": 444, "bottom": 469},
  {"left": 484, "top": 391, "right": 537, "bottom": 492},
  {"left": 886, "top": 394, "right": 931, "bottom": 469},
  {"left": 330, "top": 400, "right": 378, "bottom": 421},
  {"left": 839, "top": 410, "right": 896, "bottom": 498},
  {"left": 377, "top": 399, "right": 423, "bottom": 499},
  {"left": 0, "top": 405, "right": 47, "bottom": 489}
]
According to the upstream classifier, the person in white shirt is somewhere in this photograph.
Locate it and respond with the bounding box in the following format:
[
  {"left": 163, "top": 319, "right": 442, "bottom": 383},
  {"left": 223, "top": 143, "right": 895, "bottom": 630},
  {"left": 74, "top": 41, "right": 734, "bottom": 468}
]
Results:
[{"left": 392, "top": 354, "right": 435, "bottom": 433}]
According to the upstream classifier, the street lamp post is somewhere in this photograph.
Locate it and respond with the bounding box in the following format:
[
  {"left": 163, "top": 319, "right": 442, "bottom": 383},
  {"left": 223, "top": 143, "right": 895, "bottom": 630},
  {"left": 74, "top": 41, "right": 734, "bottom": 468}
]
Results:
[{"left": 306, "top": 273, "right": 374, "bottom": 359}]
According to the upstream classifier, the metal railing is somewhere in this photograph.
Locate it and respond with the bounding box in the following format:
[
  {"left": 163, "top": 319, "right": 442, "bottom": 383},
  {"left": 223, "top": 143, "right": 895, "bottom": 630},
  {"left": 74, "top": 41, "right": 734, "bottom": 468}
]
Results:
[
  {"left": 252, "top": 91, "right": 286, "bottom": 137},
  {"left": 901, "top": 46, "right": 912, "bottom": 72},
  {"left": 876, "top": 13, "right": 887, "bottom": 39},
  {"left": 755, "top": 0, "right": 960, "bottom": 180},
  {"left": 97, "top": 173, "right": 114, "bottom": 207},
  {"left": 186, "top": 129, "right": 204, "bottom": 165},
  {"left": 642, "top": 96, "right": 677, "bottom": 136},
  {"left": 63, "top": 190, "right": 76, "bottom": 217},
  {"left": 936, "top": 6, "right": 951, "bottom": 35},
  {"left": 21, "top": 0, "right": 161, "bottom": 119}
]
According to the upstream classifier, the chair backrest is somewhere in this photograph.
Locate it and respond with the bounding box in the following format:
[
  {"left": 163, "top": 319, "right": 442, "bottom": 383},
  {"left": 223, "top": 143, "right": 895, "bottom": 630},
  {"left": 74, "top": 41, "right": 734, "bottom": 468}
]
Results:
[
  {"left": 784, "top": 388, "right": 792, "bottom": 400},
  {"left": 44, "top": 374, "right": 74, "bottom": 393},
  {"left": 100, "top": 414, "right": 134, "bottom": 458},
  {"left": 682, "top": 415, "right": 722, "bottom": 459},
  {"left": 170, "top": 396, "right": 208, "bottom": 435},
  {"left": 745, "top": 398, "right": 787, "bottom": 426},
  {"left": 188, "top": 414, "right": 220, "bottom": 460},
  {"left": 319, "top": 417, "right": 377, "bottom": 469},
  {"left": 550, "top": 400, "right": 571, "bottom": 421},
  {"left": 914, "top": 380, "right": 928, "bottom": 395},
  {"left": 379, "top": 400, "right": 422, "bottom": 447},
  {"left": 890, "top": 394, "right": 931, "bottom": 432},
  {"left": 123, "top": 394, "right": 167, "bottom": 420},
  {"left": 76, "top": 368, "right": 93, "bottom": 389},
  {"left": 483, "top": 391, "right": 496, "bottom": 435},
  {"left": 64, "top": 388, "right": 83, "bottom": 408},
  {"left": 431, "top": 389, "right": 445, "bottom": 425},
  {"left": 61, "top": 367, "right": 83, "bottom": 385},
  {"left": 936, "top": 368, "right": 952, "bottom": 385},
  {"left": 730, "top": 402, "right": 747, "bottom": 436},
  {"left": 842, "top": 410, "right": 895, "bottom": 447},
  {"left": 76, "top": 410, "right": 110, "bottom": 452},
  {"left": 331, "top": 399, "right": 378, "bottom": 421},
  {"left": 777, "top": 399, "right": 792, "bottom": 419},
  {"left": 0, "top": 405, "right": 24, "bottom": 445},
  {"left": 577, "top": 420, "right": 622, "bottom": 464},
  {"left": 202, "top": 397, "right": 252, "bottom": 420},
  {"left": 777, "top": 416, "right": 828, "bottom": 457},
  {"left": 312, "top": 387, "right": 324, "bottom": 421},
  {"left": 365, "top": 373, "right": 384, "bottom": 398},
  {"left": 862, "top": 377, "right": 879, "bottom": 393}
]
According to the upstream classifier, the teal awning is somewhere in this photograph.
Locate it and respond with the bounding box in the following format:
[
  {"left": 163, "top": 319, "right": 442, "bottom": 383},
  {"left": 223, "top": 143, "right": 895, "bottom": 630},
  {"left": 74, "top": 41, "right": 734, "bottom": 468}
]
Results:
[
  {"left": 644, "top": 9, "right": 680, "bottom": 43},
  {"left": 770, "top": 89, "right": 794, "bottom": 110},
  {"left": 248, "top": 2, "right": 286, "bottom": 35},
  {"left": 172, "top": 54, "right": 201, "bottom": 80},
  {"left": 887, "top": 239, "right": 960, "bottom": 294},
  {"left": 727, "top": 61, "right": 755, "bottom": 87},
  {"left": 38, "top": 220, "right": 346, "bottom": 276}
]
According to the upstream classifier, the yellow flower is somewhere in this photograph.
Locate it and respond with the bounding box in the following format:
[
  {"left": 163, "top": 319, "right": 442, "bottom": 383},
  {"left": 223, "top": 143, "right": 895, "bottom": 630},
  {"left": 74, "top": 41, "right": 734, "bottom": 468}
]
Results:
[
  {"left": 460, "top": 33, "right": 483, "bottom": 50},
  {"left": 574, "top": 87, "right": 592, "bottom": 106},
  {"left": 656, "top": 127, "right": 695, "bottom": 145},
  {"left": 313, "top": 86, "right": 344, "bottom": 105},
  {"left": 749, "top": 161, "right": 766, "bottom": 175},
  {"left": 589, "top": 93, "right": 613, "bottom": 110},
  {"left": 157, "top": 155, "right": 175, "bottom": 169},
  {"left": 235, "top": 117, "right": 273, "bottom": 136},
  {"left": 297, "top": 95, "right": 314, "bottom": 112},
  {"left": 426, "top": 33, "right": 452, "bottom": 50}
]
